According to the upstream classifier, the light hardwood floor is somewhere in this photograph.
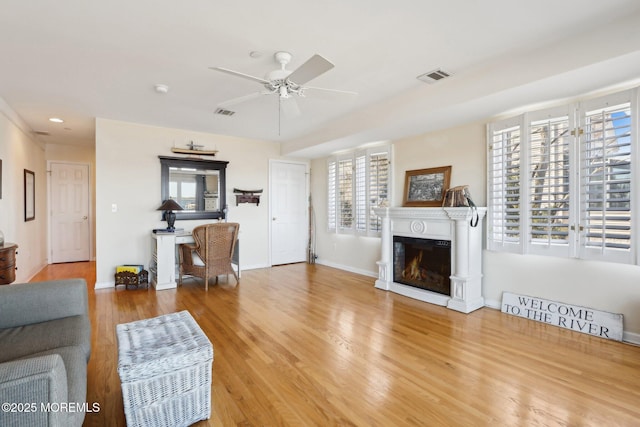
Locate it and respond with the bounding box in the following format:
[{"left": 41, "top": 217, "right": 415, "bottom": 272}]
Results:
[{"left": 30, "top": 262, "right": 640, "bottom": 426}]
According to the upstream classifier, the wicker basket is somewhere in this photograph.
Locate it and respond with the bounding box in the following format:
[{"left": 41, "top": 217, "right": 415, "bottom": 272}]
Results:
[
  {"left": 115, "top": 270, "right": 149, "bottom": 289},
  {"left": 116, "top": 311, "right": 213, "bottom": 427}
]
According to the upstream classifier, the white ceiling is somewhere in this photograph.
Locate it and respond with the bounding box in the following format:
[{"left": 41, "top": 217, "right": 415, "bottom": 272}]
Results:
[{"left": 1, "top": 0, "right": 640, "bottom": 158}]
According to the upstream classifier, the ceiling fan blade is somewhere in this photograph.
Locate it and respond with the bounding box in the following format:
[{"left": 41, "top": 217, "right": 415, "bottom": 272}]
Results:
[
  {"left": 209, "top": 67, "right": 270, "bottom": 85},
  {"left": 286, "top": 54, "right": 334, "bottom": 85},
  {"left": 279, "top": 96, "right": 301, "bottom": 118},
  {"left": 218, "top": 91, "right": 271, "bottom": 108},
  {"left": 302, "top": 86, "right": 358, "bottom": 96}
]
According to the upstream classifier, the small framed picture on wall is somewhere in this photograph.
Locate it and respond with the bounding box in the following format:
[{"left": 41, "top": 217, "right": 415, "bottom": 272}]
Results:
[{"left": 24, "top": 169, "right": 35, "bottom": 221}]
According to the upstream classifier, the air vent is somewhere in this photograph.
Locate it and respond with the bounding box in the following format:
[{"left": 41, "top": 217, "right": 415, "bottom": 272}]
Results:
[
  {"left": 33, "top": 131, "right": 50, "bottom": 136},
  {"left": 417, "top": 69, "right": 452, "bottom": 84},
  {"left": 214, "top": 108, "right": 236, "bottom": 117}
]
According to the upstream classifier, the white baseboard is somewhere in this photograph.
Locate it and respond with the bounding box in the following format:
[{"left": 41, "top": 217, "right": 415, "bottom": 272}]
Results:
[
  {"left": 484, "top": 298, "right": 501, "bottom": 309},
  {"left": 315, "top": 259, "right": 377, "bottom": 278},
  {"left": 622, "top": 331, "right": 640, "bottom": 346},
  {"left": 94, "top": 281, "right": 114, "bottom": 290}
]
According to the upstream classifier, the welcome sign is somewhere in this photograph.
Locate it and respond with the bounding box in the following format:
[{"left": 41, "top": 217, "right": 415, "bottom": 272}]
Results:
[{"left": 501, "top": 292, "right": 623, "bottom": 341}]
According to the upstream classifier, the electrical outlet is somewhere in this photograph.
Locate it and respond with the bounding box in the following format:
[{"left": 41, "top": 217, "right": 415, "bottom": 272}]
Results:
[{"left": 111, "top": 203, "right": 118, "bottom": 213}]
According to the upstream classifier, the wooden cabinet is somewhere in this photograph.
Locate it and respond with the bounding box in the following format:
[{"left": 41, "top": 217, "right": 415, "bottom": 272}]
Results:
[{"left": 0, "top": 243, "right": 18, "bottom": 285}]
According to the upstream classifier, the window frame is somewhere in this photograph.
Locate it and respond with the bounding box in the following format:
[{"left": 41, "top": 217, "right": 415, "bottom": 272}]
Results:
[
  {"left": 487, "top": 88, "right": 637, "bottom": 265},
  {"left": 327, "top": 144, "right": 391, "bottom": 236}
]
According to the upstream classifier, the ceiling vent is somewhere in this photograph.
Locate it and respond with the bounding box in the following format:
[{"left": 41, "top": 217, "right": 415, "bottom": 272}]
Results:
[
  {"left": 33, "top": 131, "right": 50, "bottom": 136},
  {"left": 214, "top": 108, "right": 236, "bottom": 117},
  {"left": 417, "top": 69, "right": 452, "bottom": 84}
]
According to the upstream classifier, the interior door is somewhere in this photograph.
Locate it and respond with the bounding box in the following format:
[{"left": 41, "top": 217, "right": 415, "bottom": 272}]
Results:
[
  {"left": 50, "top": 162, "right": 91, "bottom": 263},
  {"left": 270, "top": 161, "right": 308, "bottom": 265}
]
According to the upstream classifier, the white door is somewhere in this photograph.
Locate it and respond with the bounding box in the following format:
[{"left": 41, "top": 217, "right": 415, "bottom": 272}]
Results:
[
  {"left": 50, "top": 162, "right": 91, "bottom": 263},
  {"left": 270, "top": 161, "right": 308, "bottom": 265}
]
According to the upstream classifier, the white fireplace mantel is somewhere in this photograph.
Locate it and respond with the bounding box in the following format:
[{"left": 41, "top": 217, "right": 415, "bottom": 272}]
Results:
[{"left": 373, "top": 207, "right": 486, "bottom": 314}]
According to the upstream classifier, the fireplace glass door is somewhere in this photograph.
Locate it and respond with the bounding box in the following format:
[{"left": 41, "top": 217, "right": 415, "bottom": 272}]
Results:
[{"left": 393, "top": 236, "right": 451, "bottom": 295}]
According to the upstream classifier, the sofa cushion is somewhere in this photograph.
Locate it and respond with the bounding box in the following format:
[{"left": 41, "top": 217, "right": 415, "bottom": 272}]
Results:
[
  {"left": 0, "top": 354, "right": 68, "bottom": 427},
  {"left": 20, "top": 346, "right": 88, "bottom": 427},
  {"left": 0, "top": 315, "right": 91, "bottom": 364},
  {"left": 0, "top": 279, "right": 88, "bottom": 329}
]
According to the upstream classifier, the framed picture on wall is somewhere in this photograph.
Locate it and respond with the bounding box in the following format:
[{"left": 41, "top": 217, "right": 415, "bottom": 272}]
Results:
[
  {"left": 24, "top": 169, "right": 35, "bottom": 221},
  {"left": 402, "top": 166, "right": 452, "bottom": 207},
  {"left": 0, "top": 159, "right": 2, "bottom": 199}
]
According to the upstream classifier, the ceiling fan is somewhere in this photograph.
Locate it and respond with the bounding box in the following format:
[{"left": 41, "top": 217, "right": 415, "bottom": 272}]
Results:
[{"left": 210, "top": 51, "right": 356, "bottom": 118}]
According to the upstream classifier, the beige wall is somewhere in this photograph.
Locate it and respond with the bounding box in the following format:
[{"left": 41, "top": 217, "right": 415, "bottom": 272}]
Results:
[
  {"left": 0, "top": 106, "right": 48, "bottom": 281},
  {"left": 312, "top": 120, "right": 640, "bottom": 341},
  {"left": 94, "top": 118, "right": 283, "bottom": 286}
]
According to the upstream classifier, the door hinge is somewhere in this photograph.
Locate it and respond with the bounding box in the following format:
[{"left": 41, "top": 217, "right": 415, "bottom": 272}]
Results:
[{"left": 570, "top": 128, "right": 584, "bottom": 136}]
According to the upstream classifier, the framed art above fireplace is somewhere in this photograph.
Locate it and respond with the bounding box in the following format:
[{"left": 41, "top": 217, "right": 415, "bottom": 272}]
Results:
[{"left": 402, "top": 166, "right": 451, "bottom": 207}]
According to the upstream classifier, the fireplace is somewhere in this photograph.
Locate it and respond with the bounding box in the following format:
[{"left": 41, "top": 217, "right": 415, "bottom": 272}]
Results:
[
  {"left": 373, "top": 207, "right": 486, "bottom": 313},
  {"left": 393, "top": 236, "right": 451, "bottom": 295}
]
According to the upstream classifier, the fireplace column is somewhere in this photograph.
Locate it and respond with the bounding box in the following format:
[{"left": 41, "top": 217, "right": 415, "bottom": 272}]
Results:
[
  {"left": 375, "top": 209, "right": 392, "bottom": 291},
  {"left": 444, "top": 208, "right": 485, "bottom": 313}
]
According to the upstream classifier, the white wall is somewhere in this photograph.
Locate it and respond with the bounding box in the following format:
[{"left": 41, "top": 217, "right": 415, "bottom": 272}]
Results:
[
  {"left": 310, "top": 157, "right": 382, "bottom": 277},
  {"left": 94, "top": 118, "right": 284, "bottom": 286},
  {"left": 0, "top": 102, "right": 48, "bottom": 281},
  {"left": 313, "top": 120, "right": 640, "bottom": 340}
]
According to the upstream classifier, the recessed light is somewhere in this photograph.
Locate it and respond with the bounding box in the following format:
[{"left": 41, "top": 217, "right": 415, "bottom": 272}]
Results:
[
  {"left": 49, "top": 117, "right": 64, "bottom": 123},
  {"left": 154, "top": 84, "right": 169, "bottom": 94}
]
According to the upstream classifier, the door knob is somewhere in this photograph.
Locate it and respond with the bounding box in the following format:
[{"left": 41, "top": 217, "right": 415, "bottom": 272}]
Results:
[
  {"left": 82, "top": 216, "right": 88, "bottom": 220},
  {"left": 272, "top": 217, "right": 277, "bottom": 221}
]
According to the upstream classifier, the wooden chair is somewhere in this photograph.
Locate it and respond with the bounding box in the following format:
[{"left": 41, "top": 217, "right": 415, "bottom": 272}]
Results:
[{"left": 178, "top": 223, "right": 239, "bottom": 290}]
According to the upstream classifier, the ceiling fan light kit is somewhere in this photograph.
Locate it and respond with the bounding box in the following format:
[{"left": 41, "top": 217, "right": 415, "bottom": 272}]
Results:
[{"left": 210, "top": 51, "right": 356, "bottom": 121}]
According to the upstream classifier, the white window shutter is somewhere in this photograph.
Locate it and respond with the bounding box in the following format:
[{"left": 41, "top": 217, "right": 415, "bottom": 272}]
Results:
[
  {"left": 327, "top": 158, "right": 337, "bottom": 232},
  {"left": 368, "top": 149, "right": 390, "bottom": 233},
  {"left": 354, "top": 152, "right": 367, "bottom": 232},
  {"left": 338, "top": 157, "right": 354, "bottom": 232},
  {"left": 487, "top": 87, "right": 637, "bottom": 266},
  {"left": 488, "top": 119, "right": 522, "bottom": 252},
  {"left": 527, "top": 109, "right": 572, "bottom": 257},
  {"left": 579, "top": 91, "right": 634, "bottom": 264}
]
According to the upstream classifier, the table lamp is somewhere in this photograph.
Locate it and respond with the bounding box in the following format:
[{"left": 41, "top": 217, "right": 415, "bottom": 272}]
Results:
[{"left": 157, "top": 199, "right": 183, "bottom": 231}]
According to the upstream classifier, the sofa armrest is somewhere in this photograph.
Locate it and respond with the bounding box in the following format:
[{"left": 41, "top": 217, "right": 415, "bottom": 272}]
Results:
[
  {"left": 0, "top": 279, "right": 88, "bottom": 329},
  {"left": 0, "top": 354, "right": 68, "bottom": 427}
]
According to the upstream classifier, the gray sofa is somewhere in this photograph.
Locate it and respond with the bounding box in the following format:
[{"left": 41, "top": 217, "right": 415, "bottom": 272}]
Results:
[{"left": 0, "top": 279, "right": 91, "bottom": 427}]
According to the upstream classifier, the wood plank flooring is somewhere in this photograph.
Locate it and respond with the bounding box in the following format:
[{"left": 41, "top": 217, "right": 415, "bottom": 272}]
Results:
[{"left": 30, "top": 262, "right": 640, "bottom": 426}]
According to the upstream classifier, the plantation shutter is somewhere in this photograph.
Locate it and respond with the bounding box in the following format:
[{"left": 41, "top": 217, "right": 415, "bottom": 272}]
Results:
[
  {"left": 354, "top": 153, "right": 367, "bottom": 232},
  {"left": 338, "top": 157, "right": 354, "bottom": 231},
  {"left": 327, "top": 144, "right": 391, "bottom": 236},
  {"left": 368, "top": 150, "right": 389, "bottom": 233},
  {"left": 488, "top": 120, "right": 522, "bottom": 252},
  {"left": 488, "top": 87, "right": 637, "bottom": 266},
  {"left": 527, "top": 109, "right": 572, "bottom": 257},
  {"left": 579, "top": 92, "right": 633, "bottom": 263},
  {"left": 327, "top": 158, "right": 337, "bottom": 231}
]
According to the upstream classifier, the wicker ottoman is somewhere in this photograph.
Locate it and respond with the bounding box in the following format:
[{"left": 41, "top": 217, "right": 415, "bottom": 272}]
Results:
[{"left": 116, "top": 311, "right": 213, "bottom": 427}]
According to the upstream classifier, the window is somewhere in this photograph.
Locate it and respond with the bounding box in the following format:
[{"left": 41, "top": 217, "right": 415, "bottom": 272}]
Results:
[
  {"left": 488, "top": 89, "right": 637, "bottom": 265},
  {"left": 327, "top": 145, "right": 391, "bottom": 235}
]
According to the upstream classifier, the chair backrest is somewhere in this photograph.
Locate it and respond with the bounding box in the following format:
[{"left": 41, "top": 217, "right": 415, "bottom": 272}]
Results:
[{"left": 192, "top": 222, "right": 239, "bottom": 263}]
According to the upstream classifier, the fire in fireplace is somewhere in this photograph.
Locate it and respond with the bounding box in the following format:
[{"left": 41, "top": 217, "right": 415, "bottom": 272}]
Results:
[{"left": 393, "top": 236, "right": 451, "bottom": 296}]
